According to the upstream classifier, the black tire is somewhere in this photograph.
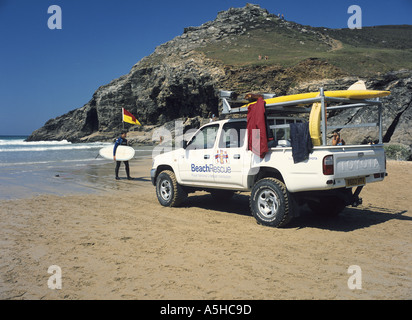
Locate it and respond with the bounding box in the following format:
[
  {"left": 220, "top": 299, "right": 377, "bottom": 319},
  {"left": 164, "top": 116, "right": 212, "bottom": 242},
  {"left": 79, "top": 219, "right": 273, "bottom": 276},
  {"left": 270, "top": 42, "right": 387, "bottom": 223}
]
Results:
[
  {"left": 156, "top": 170, "right": 187, "bottom": 207},
  {"left": 210, "top": 190, "right": 235, "bottom": 202},
  {"left": 250, "top": 178, "right": 292, "bottom": 228}
]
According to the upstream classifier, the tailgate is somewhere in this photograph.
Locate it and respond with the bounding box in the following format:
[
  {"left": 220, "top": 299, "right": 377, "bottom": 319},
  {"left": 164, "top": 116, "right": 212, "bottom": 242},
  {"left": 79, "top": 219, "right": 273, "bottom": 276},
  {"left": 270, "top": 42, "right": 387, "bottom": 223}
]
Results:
[{"left": 334, "top": 146, "right": 386, "bottom": 179}]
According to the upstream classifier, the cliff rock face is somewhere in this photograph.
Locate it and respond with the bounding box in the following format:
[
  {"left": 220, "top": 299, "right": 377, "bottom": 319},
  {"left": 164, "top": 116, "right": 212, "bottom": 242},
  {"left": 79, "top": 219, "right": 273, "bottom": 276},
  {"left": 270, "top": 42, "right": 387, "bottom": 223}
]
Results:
[
  {"left": 27, "top": 4, "right": 412, "bottom": 153},
  {"left": 27, "top": 51, "right": 225, "bottom": 142}
]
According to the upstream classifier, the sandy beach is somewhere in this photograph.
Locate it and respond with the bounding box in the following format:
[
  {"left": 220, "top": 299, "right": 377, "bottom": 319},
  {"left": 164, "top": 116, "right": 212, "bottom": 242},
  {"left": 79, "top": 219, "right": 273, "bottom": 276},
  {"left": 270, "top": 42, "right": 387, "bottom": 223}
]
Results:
[{"left": 0, "top": 159, "right": 411, "bottom": 300}]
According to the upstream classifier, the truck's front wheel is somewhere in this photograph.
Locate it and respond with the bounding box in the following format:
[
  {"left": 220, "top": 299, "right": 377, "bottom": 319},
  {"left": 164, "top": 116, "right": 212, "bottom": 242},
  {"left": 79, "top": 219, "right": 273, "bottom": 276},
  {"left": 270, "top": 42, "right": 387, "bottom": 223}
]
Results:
[
  {"left": 250, "top": 178, "right": 292, "bottom": 228},
  {"left": 156, "top": 170, "right": 187, "bottom": 207}
]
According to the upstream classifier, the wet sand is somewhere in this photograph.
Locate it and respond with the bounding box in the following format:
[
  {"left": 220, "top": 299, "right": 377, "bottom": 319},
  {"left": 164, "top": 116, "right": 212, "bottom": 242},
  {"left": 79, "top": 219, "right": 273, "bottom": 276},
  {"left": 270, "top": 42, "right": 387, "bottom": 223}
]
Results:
[{"left": 0, "top": 159, "right": 411, "bottom": 299}]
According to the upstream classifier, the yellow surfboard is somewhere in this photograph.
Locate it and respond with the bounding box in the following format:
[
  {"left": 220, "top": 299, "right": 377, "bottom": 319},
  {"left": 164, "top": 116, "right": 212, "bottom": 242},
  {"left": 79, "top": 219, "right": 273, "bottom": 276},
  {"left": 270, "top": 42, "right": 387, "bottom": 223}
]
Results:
[
  {"left": 242, "top": 90, "right": 390, "bottom": 108},
  {"left": 309, "top": 102, "right": 323, "bottom": 146}
]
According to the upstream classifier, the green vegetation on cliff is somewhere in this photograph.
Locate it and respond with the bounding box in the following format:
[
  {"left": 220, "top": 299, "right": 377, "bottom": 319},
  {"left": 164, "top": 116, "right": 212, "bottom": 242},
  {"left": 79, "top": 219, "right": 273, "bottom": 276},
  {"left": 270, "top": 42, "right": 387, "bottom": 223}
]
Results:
[{"left": 198, "top": 23, "right": 412, "bottom": 76}]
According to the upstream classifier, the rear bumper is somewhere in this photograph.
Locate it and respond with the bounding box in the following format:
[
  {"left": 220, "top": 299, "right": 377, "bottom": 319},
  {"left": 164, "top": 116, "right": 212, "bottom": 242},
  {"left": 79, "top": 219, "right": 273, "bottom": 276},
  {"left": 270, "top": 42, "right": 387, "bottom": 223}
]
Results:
[{"left": 326, "top": 172, "right": 386, "bottom": 190}]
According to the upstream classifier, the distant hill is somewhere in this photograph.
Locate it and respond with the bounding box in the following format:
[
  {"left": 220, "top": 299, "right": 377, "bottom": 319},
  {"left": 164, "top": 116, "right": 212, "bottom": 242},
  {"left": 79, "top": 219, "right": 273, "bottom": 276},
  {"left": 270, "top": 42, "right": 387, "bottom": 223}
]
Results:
[
  {"left": 27, "top": 4, "right": 412, "bottom": 156},
  {"left": 196, "top": 13, "right": 412, "bottom": 76}
]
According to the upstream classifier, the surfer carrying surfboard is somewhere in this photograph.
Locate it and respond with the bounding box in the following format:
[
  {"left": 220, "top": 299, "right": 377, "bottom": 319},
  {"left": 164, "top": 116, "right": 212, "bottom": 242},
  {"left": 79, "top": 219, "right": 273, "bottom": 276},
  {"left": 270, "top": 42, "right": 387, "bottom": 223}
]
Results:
[{"left": 114, "top": 131, "right": 132, "bottom": 180}]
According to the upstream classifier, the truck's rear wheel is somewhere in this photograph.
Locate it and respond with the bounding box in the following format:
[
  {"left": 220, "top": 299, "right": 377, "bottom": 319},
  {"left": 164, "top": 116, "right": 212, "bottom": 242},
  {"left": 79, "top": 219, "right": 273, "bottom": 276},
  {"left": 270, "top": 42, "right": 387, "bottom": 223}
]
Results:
[
  {"left": 250, "top": 178, "right": 292, "bottom": 228},
  {"left": 156, "top": 170, "right": 187, "bottom": 207}
]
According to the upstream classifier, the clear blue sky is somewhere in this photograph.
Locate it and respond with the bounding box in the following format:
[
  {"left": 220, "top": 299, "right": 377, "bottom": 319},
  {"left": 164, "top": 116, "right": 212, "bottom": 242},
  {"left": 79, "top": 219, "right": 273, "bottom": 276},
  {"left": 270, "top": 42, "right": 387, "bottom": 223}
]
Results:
[{"left": 1, "top": 0, "right": 411, "bottom": 136}]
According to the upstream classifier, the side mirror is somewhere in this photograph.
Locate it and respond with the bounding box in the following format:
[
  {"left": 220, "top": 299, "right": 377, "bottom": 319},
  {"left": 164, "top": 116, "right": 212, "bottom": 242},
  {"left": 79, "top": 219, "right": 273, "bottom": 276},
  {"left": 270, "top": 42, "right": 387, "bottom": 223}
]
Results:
[{"left": 182, "top": 140, "right": 188, "bottom": 149}]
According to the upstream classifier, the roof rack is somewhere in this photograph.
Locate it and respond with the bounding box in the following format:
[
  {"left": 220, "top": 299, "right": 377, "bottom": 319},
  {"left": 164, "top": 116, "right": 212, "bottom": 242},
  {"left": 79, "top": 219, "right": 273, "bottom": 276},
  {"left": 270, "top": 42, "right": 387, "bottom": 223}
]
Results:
[{"left": 220, "top": 88, "right": 384, "bottom": 146}]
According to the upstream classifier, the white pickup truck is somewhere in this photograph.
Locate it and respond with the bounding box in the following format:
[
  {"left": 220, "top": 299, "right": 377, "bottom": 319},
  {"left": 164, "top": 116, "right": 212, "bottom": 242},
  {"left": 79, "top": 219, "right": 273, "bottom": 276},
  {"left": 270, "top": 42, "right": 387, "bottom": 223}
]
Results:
[{"left": 150, "top": 89, "right": 387, "bottom": 227}]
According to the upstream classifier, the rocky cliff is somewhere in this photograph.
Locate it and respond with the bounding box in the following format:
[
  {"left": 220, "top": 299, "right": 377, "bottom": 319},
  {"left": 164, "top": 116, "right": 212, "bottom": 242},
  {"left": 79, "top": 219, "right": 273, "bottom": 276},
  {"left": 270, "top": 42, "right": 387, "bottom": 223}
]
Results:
[{"left": 27, "top": 4, "right": 412, "bottom": 155}]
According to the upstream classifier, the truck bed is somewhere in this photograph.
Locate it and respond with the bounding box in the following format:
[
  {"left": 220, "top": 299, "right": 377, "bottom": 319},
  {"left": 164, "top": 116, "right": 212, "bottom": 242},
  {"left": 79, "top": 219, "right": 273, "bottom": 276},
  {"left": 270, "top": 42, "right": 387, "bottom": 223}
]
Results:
[{"left": 254, "top": 144, "right": 386, "bottom": 193}]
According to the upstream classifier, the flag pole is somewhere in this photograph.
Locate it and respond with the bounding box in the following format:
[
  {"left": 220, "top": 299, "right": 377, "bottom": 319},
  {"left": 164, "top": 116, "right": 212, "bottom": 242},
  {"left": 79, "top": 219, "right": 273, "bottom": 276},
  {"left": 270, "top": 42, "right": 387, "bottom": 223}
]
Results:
[{"left": 122, "top": 108, "right": 124, "bottom": 131}]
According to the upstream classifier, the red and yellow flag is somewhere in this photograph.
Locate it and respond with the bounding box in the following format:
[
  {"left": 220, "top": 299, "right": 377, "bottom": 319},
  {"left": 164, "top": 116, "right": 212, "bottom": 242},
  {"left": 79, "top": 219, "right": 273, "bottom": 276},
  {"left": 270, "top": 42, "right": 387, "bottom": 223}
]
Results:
[{"left": 122, "top": 108, "right": 141, "bottom": 126}]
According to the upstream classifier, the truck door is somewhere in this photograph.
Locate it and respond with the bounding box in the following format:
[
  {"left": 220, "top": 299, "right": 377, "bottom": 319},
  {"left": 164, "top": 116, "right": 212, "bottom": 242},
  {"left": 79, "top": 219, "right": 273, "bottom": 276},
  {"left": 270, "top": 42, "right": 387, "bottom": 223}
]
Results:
[
  {"left": 178, "top": 124, "right": 219, "bottom": 186},
  {"left": 213, "top": 120, "right": 248, "bottom": 188}
]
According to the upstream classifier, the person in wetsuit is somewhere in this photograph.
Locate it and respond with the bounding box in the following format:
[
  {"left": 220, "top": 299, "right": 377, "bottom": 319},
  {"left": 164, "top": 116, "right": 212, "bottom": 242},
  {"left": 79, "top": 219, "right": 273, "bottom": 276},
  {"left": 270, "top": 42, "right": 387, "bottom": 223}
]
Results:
[{"left": 113, "top": 131, "right": 132, "bottom": 180}]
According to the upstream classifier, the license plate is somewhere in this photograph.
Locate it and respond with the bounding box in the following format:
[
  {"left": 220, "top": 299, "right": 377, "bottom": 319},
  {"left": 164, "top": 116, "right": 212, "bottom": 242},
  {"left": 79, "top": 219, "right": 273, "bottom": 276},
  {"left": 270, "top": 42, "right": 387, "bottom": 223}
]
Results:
[{"left": 345, "top": 177, "right": 366, "bottom": 187}]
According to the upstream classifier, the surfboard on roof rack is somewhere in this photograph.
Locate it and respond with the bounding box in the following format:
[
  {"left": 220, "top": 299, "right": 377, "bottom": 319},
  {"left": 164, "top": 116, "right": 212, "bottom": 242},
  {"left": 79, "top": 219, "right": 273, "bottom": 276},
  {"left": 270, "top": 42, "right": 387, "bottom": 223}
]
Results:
[{"left": 220, "top": 85, "right": 390, "bottom": 146}]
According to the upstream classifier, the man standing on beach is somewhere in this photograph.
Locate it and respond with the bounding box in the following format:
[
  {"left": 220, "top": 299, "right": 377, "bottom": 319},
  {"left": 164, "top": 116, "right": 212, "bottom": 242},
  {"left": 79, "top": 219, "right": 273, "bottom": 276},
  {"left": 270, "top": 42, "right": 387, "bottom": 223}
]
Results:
[{"left": 113, "top": 131, "right": 132, "bottom": 180}]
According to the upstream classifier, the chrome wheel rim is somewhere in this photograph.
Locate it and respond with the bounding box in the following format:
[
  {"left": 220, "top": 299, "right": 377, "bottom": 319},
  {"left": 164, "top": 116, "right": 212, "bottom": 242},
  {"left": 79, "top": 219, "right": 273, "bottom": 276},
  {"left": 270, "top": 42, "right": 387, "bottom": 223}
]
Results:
[
  {"left": 160, "top": 179, "right": 172, "bottom": 201},
  {"left": 257, "top": 189, "right": 279, "bottom": 219}
]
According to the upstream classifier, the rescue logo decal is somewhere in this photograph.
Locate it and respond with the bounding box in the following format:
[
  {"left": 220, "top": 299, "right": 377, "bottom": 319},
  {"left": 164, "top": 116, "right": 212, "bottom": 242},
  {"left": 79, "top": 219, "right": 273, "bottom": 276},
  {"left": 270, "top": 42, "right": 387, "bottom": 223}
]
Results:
[
  {"left": 190, "top": 149, "right": 231, "bottom": 175},
  {"left": 215, "top": 149, "right": 229, "bottom": 164}
]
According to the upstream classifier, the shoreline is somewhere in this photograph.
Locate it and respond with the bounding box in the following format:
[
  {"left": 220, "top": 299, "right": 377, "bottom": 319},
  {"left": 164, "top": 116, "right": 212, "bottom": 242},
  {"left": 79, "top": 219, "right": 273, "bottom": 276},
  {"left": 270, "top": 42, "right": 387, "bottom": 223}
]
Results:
[
  {"left": 0, "top": 160, "right": 411, "bottom": 300},
  {"left": 0, "top": 143, "right": 154, "bottom": 201}
]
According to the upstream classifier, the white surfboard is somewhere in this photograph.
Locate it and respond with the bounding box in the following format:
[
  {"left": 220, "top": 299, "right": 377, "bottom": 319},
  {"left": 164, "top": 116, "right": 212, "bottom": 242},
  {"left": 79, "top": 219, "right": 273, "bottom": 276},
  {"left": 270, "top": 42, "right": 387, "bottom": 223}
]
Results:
[
  {"left": 99, "top": 145, "right": 135, "bottom": 161},
  {"left": 347, "top": 80, "right": 367, "bottom": 91}
]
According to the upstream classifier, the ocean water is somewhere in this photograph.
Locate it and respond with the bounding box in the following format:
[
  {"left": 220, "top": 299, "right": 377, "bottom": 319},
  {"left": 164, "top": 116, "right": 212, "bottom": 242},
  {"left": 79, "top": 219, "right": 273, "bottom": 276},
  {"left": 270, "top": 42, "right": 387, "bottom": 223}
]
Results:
[{"left": 0, "top": 136, "right": 154, "bottom": 200}]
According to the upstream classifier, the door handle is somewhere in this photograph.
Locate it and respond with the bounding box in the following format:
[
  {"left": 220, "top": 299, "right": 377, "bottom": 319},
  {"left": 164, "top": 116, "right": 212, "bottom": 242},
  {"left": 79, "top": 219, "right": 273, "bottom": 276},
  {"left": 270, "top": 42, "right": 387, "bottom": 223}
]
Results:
[
  {"left": 204, "top": 155, "right": 210, "bottom": 159},
  {"left": 234, "top": 154, "right": 241, "bottom": 159}
]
